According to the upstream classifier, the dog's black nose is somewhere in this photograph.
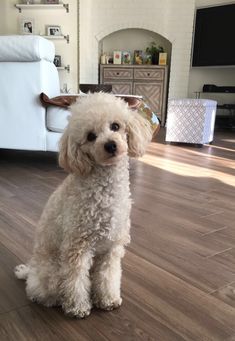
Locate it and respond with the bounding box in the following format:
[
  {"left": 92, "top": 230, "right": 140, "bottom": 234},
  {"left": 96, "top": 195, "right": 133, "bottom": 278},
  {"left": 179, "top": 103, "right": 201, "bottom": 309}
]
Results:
[{"left": 104, "top": 141, "right": 117, "bottom": 154}]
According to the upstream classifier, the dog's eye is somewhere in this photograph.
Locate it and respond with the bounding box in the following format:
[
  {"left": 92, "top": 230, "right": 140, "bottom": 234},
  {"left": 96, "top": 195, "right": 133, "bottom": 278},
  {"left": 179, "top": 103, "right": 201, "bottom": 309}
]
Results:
[
  {"left": 110, "top": 122, "right": 120, "bottom": 132},
  {"left": 87, "top": 132, "right": 97, "bottom": 142}
]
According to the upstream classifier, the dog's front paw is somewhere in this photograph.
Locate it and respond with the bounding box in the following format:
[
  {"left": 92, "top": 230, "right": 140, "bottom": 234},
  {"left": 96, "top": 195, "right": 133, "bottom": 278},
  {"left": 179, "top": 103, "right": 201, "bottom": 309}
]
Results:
[
  {"left": 94, "top": 297, "right": 122, "bottom": 311},
  {"left": 63, "top": 301, "right": 92, "bottom": 319}
]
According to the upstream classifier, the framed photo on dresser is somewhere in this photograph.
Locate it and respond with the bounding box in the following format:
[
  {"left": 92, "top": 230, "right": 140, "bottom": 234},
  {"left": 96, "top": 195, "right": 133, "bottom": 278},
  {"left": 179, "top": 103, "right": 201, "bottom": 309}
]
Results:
[
  {"left": 122, "top": 51, "right": 131, "bottom": 64},
  {"left": 113, "top": 51, "right": 122, "bottom": 64},
  {"left": 134, "top": 50, "right": 143, "bottom": 64}
]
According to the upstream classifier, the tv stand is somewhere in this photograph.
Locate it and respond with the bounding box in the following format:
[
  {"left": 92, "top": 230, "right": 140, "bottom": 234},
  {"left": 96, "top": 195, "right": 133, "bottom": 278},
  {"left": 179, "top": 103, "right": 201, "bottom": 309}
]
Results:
[
  {"left": 194, "top": 85, "right": 235, "bottom": 128},
  {"left": 195, "top": 85, "right": 235, "bottom": 98},
  {"left": 203, "top": 84, "right": 235, "bottom": 93}
]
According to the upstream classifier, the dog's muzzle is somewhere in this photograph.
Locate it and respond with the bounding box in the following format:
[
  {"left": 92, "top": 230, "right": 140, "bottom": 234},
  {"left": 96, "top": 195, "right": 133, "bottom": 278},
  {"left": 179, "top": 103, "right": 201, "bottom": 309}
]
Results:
[{"left": 104, "top": 140, "right": 117, "bottom": 155}]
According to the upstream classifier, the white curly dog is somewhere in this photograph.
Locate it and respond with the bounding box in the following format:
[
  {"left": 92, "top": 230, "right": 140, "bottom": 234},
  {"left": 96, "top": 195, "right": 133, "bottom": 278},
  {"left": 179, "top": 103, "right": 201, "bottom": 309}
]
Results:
[{"left": 14, "top": 92, "right": 153, "bottom": 318}]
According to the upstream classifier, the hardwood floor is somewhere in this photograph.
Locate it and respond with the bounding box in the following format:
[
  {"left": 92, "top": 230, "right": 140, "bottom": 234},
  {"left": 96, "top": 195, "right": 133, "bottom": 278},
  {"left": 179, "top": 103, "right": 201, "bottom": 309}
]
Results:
[{"left": 0, "top": 129, "right": 234, "bottom": 340}]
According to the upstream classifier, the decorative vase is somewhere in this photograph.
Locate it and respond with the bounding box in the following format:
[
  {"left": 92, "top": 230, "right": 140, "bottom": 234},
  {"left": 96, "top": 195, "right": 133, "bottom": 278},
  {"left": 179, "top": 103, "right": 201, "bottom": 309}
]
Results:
[{"left": 151, "top": 52, "right": 159, "bottom": 65}]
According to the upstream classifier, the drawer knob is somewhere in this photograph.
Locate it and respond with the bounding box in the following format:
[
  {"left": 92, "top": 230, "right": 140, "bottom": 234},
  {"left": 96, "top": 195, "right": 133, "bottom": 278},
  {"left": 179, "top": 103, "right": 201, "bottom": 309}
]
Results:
[
  {"left": 116, "top": 72, "right": 120, "bottom": 75},
  {"left": 147, "top": 73, "right": 150, "bottom": 76}
]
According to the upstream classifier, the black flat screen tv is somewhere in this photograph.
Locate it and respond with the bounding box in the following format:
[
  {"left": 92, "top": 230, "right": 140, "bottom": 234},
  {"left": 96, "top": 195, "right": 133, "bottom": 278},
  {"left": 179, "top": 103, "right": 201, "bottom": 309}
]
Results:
[{"left": 192, "top": 4, "right": 235, "bottom": 67}]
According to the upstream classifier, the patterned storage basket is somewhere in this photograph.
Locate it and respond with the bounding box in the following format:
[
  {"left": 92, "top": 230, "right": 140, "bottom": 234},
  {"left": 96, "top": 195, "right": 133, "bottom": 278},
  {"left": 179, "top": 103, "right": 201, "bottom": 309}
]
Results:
[{"left": 165, "top": 99, "right": 217, "bottom": 144}]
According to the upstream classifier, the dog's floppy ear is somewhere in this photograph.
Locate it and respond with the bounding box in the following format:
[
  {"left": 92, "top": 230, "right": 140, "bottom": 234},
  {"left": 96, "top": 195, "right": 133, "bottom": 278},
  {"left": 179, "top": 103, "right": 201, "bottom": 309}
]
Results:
[
  {"left": 59, "top": 128, "right": 92, "bottom": 176},
  {"left": 126, "top": 111, "right": 153, "bottom": 157}
]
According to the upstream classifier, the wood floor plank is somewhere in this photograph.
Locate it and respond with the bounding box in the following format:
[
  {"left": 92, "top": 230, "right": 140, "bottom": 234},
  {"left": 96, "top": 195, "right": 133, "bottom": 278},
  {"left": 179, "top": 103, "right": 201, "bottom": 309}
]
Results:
[
  {"left": 128, "top": 235, "right": 235, "bottom": 294},
  {"left": 0, "top": 205, "right": 34, "bottom": 262},
  {"left": 123, "top": 251, "right": 235, "bottom": 340},
  {"left": 129, "top": 204, "right": 235, "bottom": 292},
  {"left": 210, "top": 248, "right": 235, "bottom": 268},
  {"left": 0, "top": 243, "right": 29, "bottom": 314},
  {"left": 131, "top": 206, "right": 232, "bottom": 258},
  {"left": 0, "top": 305, "right": 95, "bottom": 341},
  {"left": 202, "top": 227, "right": 235, "bottom": 256},
  {"left": 211, "top": 283, "right": 235, "bottom": 309}
]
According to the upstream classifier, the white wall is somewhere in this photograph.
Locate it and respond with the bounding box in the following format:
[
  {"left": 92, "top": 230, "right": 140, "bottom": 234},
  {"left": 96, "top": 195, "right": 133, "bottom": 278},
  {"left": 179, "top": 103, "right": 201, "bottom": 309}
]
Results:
[
  {"left": 0, "top": 0, "right": 78, "bottom": 93},
  {"left": 0, "top": 2, "right": 7, "bottom": 34},
  {"left": 2, "top": 0, "right": 232, "bottom": 102},
  {"left": 188, "top": 0, "right": 235, "bottom": 105},
  {"left": 196, "top": 0, "right": 234, "bottom": 6},
  {"left": 79, "top": 0, "right": 195, "bottom": 100}
]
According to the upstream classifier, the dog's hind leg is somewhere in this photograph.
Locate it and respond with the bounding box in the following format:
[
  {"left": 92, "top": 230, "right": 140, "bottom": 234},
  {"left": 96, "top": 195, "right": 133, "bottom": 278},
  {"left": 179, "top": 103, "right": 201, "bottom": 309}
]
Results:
[
  {"left": 25, "top": 261, "right": 59, "bottom": 307},
  {"left": 91, "top": 245, "right": 125, "bottom": 311}
]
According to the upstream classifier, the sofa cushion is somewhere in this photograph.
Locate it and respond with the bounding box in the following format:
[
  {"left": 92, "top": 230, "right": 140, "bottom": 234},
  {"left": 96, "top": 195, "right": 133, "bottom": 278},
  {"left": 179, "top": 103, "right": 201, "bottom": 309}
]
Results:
[
  {"left": 47, "top": 106, "right": 70, "bottom": 133},
  {"left": 0, "top": 35, "right": 55, "bottom": 62}
]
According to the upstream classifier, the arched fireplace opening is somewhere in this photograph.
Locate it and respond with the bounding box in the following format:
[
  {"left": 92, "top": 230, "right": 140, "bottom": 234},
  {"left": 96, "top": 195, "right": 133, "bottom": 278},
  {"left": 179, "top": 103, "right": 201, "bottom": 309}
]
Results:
[
  {"left": 98, "top": 28, "right": 172, "bottom": 67},
  {"left": 98, "top": 28, "right": 172, "bottom": 124}
]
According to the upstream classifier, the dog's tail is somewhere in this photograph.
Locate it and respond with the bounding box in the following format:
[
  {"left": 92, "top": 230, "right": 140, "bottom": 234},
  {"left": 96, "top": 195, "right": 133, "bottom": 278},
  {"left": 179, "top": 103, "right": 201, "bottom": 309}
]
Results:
[{"left": 14, "top": 264, "right": 29, "bottom": 280}]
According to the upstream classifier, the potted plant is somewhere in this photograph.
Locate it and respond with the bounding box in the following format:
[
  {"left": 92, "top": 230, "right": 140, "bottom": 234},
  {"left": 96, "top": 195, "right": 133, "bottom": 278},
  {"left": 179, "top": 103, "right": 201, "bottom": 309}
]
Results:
[{"left": 146, "top": 42, "right": 164, "bottom": 65}]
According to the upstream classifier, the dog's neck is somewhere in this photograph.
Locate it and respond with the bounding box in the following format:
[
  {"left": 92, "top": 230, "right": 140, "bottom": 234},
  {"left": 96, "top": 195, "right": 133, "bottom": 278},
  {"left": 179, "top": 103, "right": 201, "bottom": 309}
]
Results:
[
  {"left": 72, "top": 155, "right": 129, "bottom": 188},
  {"left": 92, "top": 155, "right": 129, "bottom": 179}
]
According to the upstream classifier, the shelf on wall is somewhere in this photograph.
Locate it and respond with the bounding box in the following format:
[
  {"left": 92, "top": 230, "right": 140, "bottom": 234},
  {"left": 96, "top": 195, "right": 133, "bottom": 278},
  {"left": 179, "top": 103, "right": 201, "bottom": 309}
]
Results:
[
  {"left": 57, "top": 65, "right": 70, "bottom": 73},
  {"left": 42, "top": 35, "right": 69, "bottom": 44},
  {"left": 15, "top": 3, "right": 69, "bottom": 13}
]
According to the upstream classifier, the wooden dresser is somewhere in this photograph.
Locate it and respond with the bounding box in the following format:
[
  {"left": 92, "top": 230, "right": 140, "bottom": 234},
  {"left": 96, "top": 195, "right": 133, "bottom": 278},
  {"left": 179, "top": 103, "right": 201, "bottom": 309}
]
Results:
[{"left": 100, "top": 64, "right": 168, "bottom": 125}]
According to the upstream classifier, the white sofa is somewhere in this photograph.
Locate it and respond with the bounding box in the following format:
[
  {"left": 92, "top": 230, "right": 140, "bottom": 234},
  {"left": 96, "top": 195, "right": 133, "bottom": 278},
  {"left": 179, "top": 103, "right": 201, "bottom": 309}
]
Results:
[
  {"left": 165, "top": 99, "right": 217, "bottom": 145},
  {"left": 0, "top": 35, "right": 69, "bottom": 152}
]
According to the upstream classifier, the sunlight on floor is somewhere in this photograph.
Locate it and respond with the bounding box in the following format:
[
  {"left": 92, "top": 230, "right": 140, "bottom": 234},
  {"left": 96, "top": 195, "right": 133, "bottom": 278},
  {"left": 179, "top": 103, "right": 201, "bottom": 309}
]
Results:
[
  {"left": 221, "top": 138, "right": 235, "bottom": 143},
  {"left": 181, "top": 146, "right": 235, "bottom": 165},
  {"left": 140, "top": 153, "right": 235, "bottom": 187},
  {"left": 204, "top": 144, "right": 235, "bottom": 153}
]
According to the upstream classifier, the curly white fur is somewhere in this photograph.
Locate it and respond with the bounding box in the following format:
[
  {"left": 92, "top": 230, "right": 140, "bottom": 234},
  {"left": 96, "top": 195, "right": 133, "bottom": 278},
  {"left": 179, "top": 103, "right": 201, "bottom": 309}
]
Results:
[{"left": 14, "top": 93, "right": 152, "bottom": 318}]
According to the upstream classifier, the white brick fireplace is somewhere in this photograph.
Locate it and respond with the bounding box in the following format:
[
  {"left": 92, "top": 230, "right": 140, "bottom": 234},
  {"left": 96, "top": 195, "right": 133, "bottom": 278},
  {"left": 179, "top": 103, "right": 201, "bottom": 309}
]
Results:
[{"left": 79, "top": 0, "right": 195, "bottom": 99}]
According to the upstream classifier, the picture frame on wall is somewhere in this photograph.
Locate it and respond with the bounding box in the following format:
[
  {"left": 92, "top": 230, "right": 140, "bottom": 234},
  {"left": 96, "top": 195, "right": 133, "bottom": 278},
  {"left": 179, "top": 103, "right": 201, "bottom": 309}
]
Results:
[
  {"left": 113, "top": 51, "right": 122, "bottom": 64},
  {"left": 134, "top": 50, "right": 143, "bottom": 65},
  {"left": 47, "top": 25, "right": 62, "bottom": 36},
  {"left": 20, "top": 18, "right": 34, "bottom": 35},
  {"left": 53, "top": 55, "right": 61, "bottom": 67}
]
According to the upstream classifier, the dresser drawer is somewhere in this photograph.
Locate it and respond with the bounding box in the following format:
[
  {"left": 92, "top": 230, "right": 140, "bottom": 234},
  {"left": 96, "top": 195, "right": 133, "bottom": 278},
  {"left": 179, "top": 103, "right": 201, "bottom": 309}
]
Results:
[
  {"left": 134, "top": 68, "right": 164, "bottom": 81},
  {"left": 104, "top": 81, "right": 132, "bottom": 95},
  {"left": 103, "top": 68, "right": 133, "bottom": 80}
]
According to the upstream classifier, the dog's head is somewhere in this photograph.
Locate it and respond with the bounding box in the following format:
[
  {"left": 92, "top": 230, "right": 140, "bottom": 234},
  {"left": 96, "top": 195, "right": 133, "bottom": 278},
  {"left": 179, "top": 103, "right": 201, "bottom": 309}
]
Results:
[{"left": 59, "top": 93, "right": 153, "bottom": 176}]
